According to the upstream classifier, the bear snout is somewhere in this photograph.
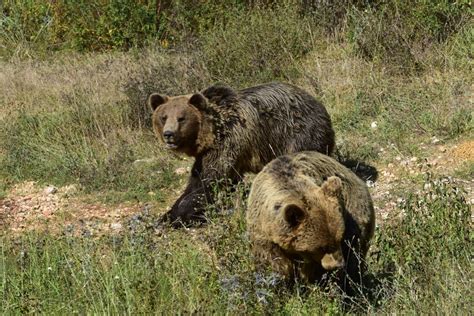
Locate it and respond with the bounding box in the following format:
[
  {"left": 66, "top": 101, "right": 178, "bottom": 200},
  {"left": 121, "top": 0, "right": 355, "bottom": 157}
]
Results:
[
  {"left": 163, "top": 130, "right": 178, "bottom": 149},
  {"left": 163, "top": 130, "right": 175, "bottom": 139}
]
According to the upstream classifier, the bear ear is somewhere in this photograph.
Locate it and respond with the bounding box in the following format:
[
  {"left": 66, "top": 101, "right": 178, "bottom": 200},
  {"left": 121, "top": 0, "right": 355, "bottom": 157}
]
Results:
[
  {"left": 283, "top": 204, "right": 305, "bottom": 228},
  {"left": 189, "top": 93, "right": 208, "bottom": 111},
  {"left": 321, "top": 176, "right": 342, "bottom": 198},
  {"left": 148, "top": 93, "right": 168, "bottom": 111}
]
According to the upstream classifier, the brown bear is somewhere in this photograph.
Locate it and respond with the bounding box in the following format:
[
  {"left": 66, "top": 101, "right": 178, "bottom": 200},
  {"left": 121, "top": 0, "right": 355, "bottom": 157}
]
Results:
[
  {"left": 246, "top": 151, "right": 375, "bottom": 291},
  {"left": 148, "top": 82, "right": 335, "bottom": 225}
]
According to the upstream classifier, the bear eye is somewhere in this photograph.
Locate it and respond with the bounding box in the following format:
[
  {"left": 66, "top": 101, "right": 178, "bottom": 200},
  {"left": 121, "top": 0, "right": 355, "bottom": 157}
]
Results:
[
  {"left": 177, "top": 117, "right": 185, "bottom": 123},
  {"left": 160, "top": 115, "right": 167, "bottom": 123}
]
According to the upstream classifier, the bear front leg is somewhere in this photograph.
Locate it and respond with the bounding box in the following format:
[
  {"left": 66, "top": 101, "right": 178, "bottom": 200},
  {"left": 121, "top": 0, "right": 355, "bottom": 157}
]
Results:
[
  {"left": 162, "top": 152, "right": 239, "bottom": 227},
  {"left": 162, "top": 155, "right": 217, "bottom": 226},
  {"left": 163, "top": 174, "right": 210, "bottom": 226}
]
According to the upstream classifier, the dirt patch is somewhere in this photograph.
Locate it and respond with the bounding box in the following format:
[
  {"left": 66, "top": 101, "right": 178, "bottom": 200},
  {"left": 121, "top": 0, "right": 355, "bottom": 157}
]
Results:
[
  {"left": 368, "top": 140, "right": 474, "bottom": 225},
  {"left": 0, "top": 181, "right": 143, "bottom": 236}
]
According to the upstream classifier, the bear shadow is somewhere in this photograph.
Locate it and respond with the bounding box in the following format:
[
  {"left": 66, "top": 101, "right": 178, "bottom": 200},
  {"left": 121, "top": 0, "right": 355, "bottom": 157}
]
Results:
[
  {"left": 335, "top": 151, "right": 379, "bottom": 183},
  {"left": 341, "top": 261, "right": 397, "bottom": 312}
]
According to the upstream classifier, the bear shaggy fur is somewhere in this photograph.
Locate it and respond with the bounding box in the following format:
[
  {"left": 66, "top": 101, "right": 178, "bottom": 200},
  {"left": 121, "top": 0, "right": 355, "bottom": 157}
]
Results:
[
  {"left": 149, "top": 82, "right": 335, "bottom": 225},
  {"left": 246, "top": 151, "right": 375, "bottom": 289}
]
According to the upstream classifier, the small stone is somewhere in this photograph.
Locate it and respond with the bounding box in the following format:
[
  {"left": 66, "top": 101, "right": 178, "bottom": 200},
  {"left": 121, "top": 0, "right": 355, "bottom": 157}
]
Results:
[
  {"left": 44, "top": 186, "right": 58, "bottom": 195},
  {"left": 174, "top": 167, "right": 188, "bottom": 175},
  {"left": 410, "top": 157, "right": 418, "bottom": 162},
  {"left": 431, "top": 137, "right": 440, "bottom": 144},
  {"left": 110, "top": 223, "right": 122, "bottom": 231},
  {"left": 148, "top": 191, "right": 155, "bottom": 196},
  {"left": 370, "top": 121, "right": 378, "bottom": 129},
  {"left": 366, "top": 180, "right": 375, "bottom": 188}
]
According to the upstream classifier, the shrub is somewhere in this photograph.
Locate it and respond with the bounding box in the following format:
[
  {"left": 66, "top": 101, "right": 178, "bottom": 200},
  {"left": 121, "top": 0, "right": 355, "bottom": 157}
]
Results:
[
  {"left": 196, "top": 2, "right": 315, "bottom": 86},
  {"left": 345, "top": 0, "right": 472, "bottom": 70},
  {"left": 0, "top": 0, "right": 160, "bottom": 57}
]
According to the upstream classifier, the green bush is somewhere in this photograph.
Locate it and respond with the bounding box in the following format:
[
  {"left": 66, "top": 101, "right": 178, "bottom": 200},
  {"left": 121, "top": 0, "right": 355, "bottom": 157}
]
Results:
[{"left": 1, "top": 0, "right": 160, "bottom": 57}]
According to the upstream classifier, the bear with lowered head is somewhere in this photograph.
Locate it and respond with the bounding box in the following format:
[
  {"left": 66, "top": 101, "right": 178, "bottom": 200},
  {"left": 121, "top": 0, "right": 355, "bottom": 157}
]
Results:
[
  {"left": 246, "top": 151, "right": 375, "bottom": 291},
  {"left": 148, "top": 82, "right": 335, "bottom": 226}
]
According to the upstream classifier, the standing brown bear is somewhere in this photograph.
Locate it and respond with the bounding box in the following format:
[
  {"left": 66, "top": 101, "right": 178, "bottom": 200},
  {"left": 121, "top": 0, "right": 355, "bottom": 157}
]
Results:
[
  {"left": 148, "top": 83, "right": 335, "bottom": 225},
  {"left": 246, "top": 151, "right": 375, "bottom": 291}
]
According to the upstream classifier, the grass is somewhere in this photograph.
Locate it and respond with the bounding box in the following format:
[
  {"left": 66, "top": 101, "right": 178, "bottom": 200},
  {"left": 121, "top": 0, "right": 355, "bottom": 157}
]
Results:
[
  {"left": 0, "top": 1, "right": 473, "bottom": 314},
  {"left": 0, "top": 178, "right": 471, "bottom": 314}
]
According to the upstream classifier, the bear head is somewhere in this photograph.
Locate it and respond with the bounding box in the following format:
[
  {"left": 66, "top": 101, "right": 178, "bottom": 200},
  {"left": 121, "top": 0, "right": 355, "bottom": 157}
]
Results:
[
  {"left": 270, "top": 176, "right": 346, "bottom": 270},
  {"left": 148, "top": 92, "right": 211, "bottom": 157}
]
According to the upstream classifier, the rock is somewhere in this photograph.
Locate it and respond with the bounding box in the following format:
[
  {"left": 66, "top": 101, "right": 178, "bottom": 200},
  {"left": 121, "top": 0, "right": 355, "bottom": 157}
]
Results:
[
  {"left": 370, "top": 121, "right": 378, "bottom": 129},
  {"left": 174, "top": 167, "right": 188, "bottom": 175},
  {"left": 431, "top": 136, "right": 440, "bottom": 144},
  {"left": 44, "top": 186, "right": 58, "bottom": 195},
  {"left": 110, "top": 222, "right": 122, "bottom": 231},
  {"left": 410, "top": 157, "right": 418, "bottom": 162},
  {"left": 366, "top": 180, "right": 375, "bottom": 188}
]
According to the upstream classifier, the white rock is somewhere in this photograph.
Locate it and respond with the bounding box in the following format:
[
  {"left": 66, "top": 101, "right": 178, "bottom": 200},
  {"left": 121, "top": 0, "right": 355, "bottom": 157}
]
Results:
[
  {"left": 431, "top": 136, "right": 440, "bottom": 144},
  {"left": 110, "top": 223, "right": 122, "bottom": 231},
  {"left": 174, "top": 167, "right": 188, "bottom": 175},
  {"left": 44, "top": 186, "right": 58, "bottom": 195},
  {"left": 366, "top": 180, "right": 375, "bottom": 188},
  {"left": 370, "top": 121, "right": 378, "bottom": 129}
]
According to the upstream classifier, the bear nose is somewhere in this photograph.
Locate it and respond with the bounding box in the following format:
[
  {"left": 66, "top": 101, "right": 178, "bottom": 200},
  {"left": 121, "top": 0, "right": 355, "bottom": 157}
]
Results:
[{"left": 163, "top": 131, "right": 174, "bottom": 139}]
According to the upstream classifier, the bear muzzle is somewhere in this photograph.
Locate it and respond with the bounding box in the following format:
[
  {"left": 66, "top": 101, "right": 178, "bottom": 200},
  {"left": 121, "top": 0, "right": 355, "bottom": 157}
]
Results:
[{"left": 163, "top": 130, "right": 178, "bottom": 149}]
